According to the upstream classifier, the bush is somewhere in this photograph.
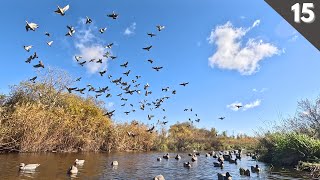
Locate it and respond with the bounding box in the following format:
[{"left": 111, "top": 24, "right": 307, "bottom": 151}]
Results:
[{"left": 258, "top": 132, "right": 320, "bottom": 166}]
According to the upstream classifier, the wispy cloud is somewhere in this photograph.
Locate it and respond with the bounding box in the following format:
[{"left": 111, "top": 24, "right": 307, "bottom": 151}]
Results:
[
  {"left": 227, "top": 102, "right": 243, "bottom": 111},
  {"left": 208, "top": 20, "right": 280, "bottom": 75},
  {"left": 73, "top": 18, "right": 110, "bottom": 74},
  {"left": 227, "top": 99, "right": 261, "bottom": 111},
  {"left": 124, "top": 22, "right": 137, "bottom": 36},
  {"left": 107, "top": 102, "right": 114, "bottom": 108},
  {"left": 252, "top": 88, "right": 267, "bottom": 93},
  {"left": 243, "top": 99, "right": 261, "bottom": 111}
]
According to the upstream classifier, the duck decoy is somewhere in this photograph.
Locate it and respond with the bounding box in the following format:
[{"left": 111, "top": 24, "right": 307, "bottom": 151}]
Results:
[
  {"left": 163, "top": 153, "right": 170, "bottom": 159},
  {"left": 19, "top": 163, "right": 40, "bottom": 171},
  {"left": 251, "top": 165, "right": 260, "bottom": 173},
  {"left": 75, "top": 159, "right": 85, "bottom": 165},
  {"left": 191, "top": 155, "right": 197, "bottom": 162},
  {"left": 184, "top": 162, "right": 191, "bottom": 168},
  {"left": 111, "top": 161, "right": 119, "bottom": 166},
  {"left": 229, "top": 159, "right": 237, "bottom": 165},
  {"left": 153, "top": 175, "right": 165, "bottom": 180},
  {"left": 67, "top": 164, "right": 78, "bottom": 174},
  {"left": 214, "top": 161, "right": 224, "bottom": 168},
  {"left": 175, "top": 154, "right": 181, "bottom": 160},
  {"left": 217, "top": 172, "right": 232, "bottom": 180}
]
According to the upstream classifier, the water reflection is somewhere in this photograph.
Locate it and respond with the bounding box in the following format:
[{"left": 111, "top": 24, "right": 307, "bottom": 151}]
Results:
[{"left": 0, "top": 152, "right": 312, "bottom": 180}]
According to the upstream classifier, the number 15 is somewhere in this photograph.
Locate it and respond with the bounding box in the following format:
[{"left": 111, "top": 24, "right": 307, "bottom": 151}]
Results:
[{"left": 291, "top": 3, "right": 315, "bottom": 24}]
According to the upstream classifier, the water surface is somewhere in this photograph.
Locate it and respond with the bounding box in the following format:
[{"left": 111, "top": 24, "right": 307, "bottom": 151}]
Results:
[{"left": 0, "top": 152, "right": 312, "bottom": 179}]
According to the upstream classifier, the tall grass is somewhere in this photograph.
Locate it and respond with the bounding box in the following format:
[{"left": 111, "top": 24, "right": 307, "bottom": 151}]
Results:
[
  {"left": 258, "top": 132, "right": 320, "bottom": 166},
  {"left": 0, "top": 68, "right": 258, "bottom": 153}
]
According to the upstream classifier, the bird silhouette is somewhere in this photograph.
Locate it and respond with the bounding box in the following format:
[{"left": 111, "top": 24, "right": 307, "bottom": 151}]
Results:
[
  {"left": 33, "top": 61, "right": 44, "bottom": 68},
  {"left": 23, "top": 45, "right": 32, "bottom": 52},
  {"left": 152, "top": 67, "right": 163, "bottom": 71},
  {"left": 99, "top": 70, "right": 107, "bottom": 76},
  {"left": 55, "top": 5, "right": 70, "bottom": 16},
  {"left": 180, "top": 82, "right": 189, "bottom": 86},
  {"left": 107, "top": 11, "right": 119, "bottom": 19},
  {"left": 156, "top": 25, "right": 165, "bottom": 31},
  {"left": 218, "top": 117, "right": 225, "bottom": 120},
  {"left": 47, "top": 41, "right": 53, "bottom": 46},
  {"left": 66, "top": 87, "right": 77, "bottom": 93},
  {"left": 123, "top": 70, "right": 131, "bottom": 76},
  {"left": 120, "top": 62, "right": 128, "bottom": 68},
  {"left": 25, "top": 21, "right": 39, "bottom": 31},
  {"left": 79, "top": 61, "right": 86, "bottom": 66},
  {"left": 105, "top": 43, "right": 114, "bottom": 49},
  {"left": 85, "top": 16, "right": 92, "bottom": 24},
  {"left": 147, "top": 33, "right": 156, "bottom": 37},
  {"left": 143, "top": 45, "right": 153, "bottom": 51},
  {"left": 29, "top": 76, "right": 37, "bottom": 83},
  {"left": 75, "top": 56, "right": 82, "bottom": 62},
  {"left": 99, "top": 27, "right": 107, "bottom": 34}
]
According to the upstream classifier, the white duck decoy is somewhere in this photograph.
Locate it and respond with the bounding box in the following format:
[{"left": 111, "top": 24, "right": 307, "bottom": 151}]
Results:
[
  {"left": 23, "top": 45, "right": 33, "bottom": 52},
  {"left": 55, "top": 5, "right": 70, "bottom": 16},
  {"left": 25, "top": 21, "right": 39, "bottom": 31},
  {"left": 75, "top": 159, "right": 85, "bottom": 165},
  {"left": 47, "top": 41, "right": 53, "bottom": 46},
  {"left": 19, "top": 163, "right": 40, "bottom": 171},
  {"left": 67, "top": 165, "right": 78, "bottom": 174}
]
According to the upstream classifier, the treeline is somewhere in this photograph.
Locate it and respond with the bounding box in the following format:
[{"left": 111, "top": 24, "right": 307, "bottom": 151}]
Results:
[
  {"left": 0, "top": 69, "right": 257, "bottom": 153},
  {"left": 256, "top": 97, "right": 320, "bottom": 178}
]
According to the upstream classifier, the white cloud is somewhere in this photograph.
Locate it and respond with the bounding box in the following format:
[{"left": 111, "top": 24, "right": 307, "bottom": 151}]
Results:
[
  {"left": 289, "top": 35, "right": 298, "bottom": 42},
  {"left": 208, "top": 20, "right": 280, "bottom": 75},
  {"left": 73, "top": 18, "right": 110, "bottom": 74},
  {"left": 252, "top": 88, "right": 267, "bottom": 93},
  {"left": 227, "top": 99, "right": 261, "bottom": 111},
  {"left": 243, "top": 99, "right": 261, "bottom": 111},
  {"left": 107, "top": 102, "right": 114, "bottom": 108},
  {"left": 124, "top": 22, "right": 136, "bottom": 36}
]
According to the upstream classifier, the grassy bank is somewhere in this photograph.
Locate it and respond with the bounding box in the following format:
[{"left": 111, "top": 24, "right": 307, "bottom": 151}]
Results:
[
  {"left": 0, "top": 69, "right": 257, "bottom": 153},
  {"left": 257, "top": 97, "right": 320, "bottom": 178}
]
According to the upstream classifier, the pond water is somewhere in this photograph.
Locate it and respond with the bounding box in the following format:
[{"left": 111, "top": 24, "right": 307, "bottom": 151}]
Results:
[{"left": 0, "top": 152, "right": 312, "bottom": 180}]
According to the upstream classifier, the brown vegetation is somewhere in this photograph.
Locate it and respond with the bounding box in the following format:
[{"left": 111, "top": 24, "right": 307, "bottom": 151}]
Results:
[{"left": 0, "top": 68, "right": 257, "bottom": 153}]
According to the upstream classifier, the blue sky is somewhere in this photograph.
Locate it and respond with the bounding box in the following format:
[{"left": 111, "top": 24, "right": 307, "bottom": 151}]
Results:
[{"left": 1, "top": 0, "right": 320, "bottom": 136}]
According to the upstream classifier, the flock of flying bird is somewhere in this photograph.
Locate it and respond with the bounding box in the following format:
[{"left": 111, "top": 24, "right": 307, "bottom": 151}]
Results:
[
  {"left": 23, "top": 4, "right": 198, "bottom": 134},
  {"left": 23, "top": 4, "right": 241, "bottom": 134}
]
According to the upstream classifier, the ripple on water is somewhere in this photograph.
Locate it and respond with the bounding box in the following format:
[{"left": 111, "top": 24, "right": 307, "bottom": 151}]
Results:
[{"left": 0, "top": 152, "right": 313, "bottom": 180}]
